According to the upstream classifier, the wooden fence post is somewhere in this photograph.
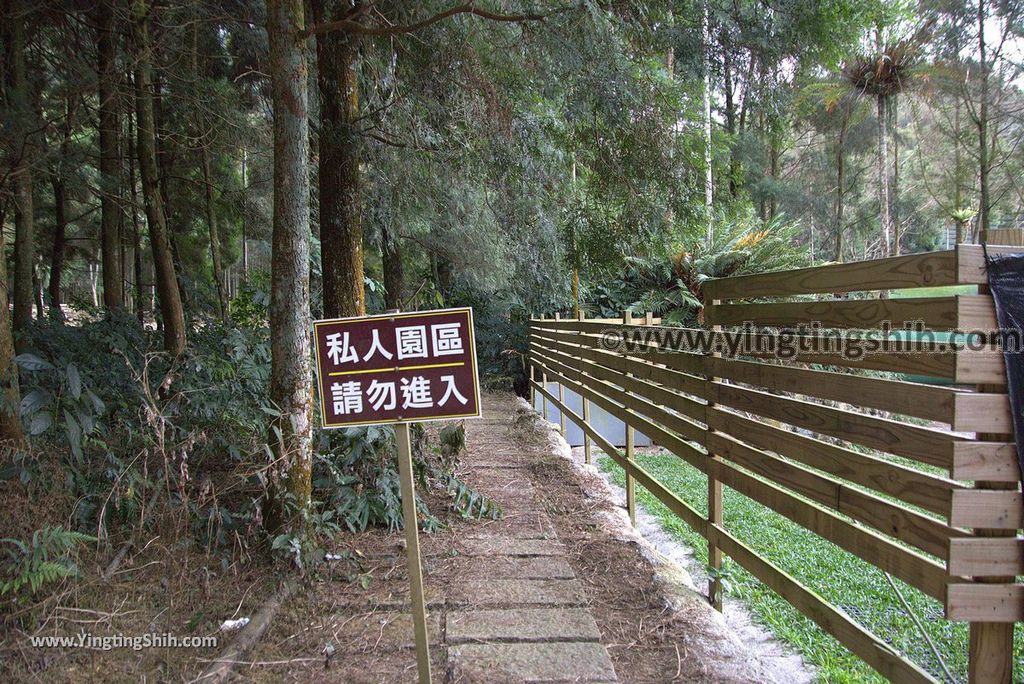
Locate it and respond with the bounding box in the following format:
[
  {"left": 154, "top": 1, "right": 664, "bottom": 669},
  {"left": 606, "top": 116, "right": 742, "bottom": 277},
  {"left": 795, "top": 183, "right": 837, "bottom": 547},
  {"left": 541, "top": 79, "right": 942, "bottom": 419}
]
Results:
[
  {"left": 624, "top": 310, "right": 636, "bottom": 526},
  {"left": 540, "top": 314, "right": 549, "bottom": 422},
  {"left": 555, "top": 311, "right": 566, "bottom": 435},
  {"left": 529, "top": 313, "right": 536, "bottom": 409},
  {"left": 968, "top": 282, "right": 1015, "bottom": 684},
  {"left": 579, "top": 309, "right": 591, "bottom": 464},
  {"left": 706, "top": 299, "right": 724, "bottom": 611}
]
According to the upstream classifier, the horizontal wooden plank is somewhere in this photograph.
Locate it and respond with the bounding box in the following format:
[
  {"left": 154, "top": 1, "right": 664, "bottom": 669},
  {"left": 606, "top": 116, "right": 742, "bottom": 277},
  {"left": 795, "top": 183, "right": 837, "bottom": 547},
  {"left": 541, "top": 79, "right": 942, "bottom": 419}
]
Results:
[
  {"left": 777, "top": 348, "right": 956, "bottom": 379},
  {"left": 708, "top": 357, "right": 957, "bottom": 424},
  {"left": 585, "top": 316, "right": 662, "bottom": 325},
  {"left": 951, "top": 392, "right": 1013, "bottom": 433},
  {"left": 707, "top": 408, "right": 959, "bottom": 517},
  {"left": 708, "top": 525, "right": 938, "bottom": 684},
  {"left": 704, "top": 295, "right": 996, "bottom": 332},
  {"left": 529, "top": 321, "right": 1007, "bottom": 384},
  {"left": 529, "top": 331, "right": 706, "bottom": 398},
  {"left": 948, "top": 538, "right": 1024, "bottom": 576},
  {"left": 530, "top": 379, "right": 706, "bottom": 535},
  {"left": 710, "top": 458, "right": 948, "bottom": 600},
  {"left": 529, "top": 349, "right": 707, "bottom": 470},
  {"left": 530, "top": 324, "right": 707, "bottom": 376},
  {"left": 949, "top": 490, "right": 1024, "bottom": 530},
  {"left": 951, "top": 442, "right": 1021, "bottom": 482},
  {"left": 946, "top": 584, "right": 1024, "bottom": 622},
  {"left": 706, "top": 328, "right": 1003, "bottom": 383},
  {"left": 708, "top": 431, "right": 959, "bottom": 559},
  {"left": 703, "top": 250, "right": 958, "bottom": 300},
  {"left": 710, "top": 382, "right": 959, "bottom": 469},
  {"left": 529, "top": 339, "right": 707, "bottom": 436},
  {"left": 955, "top": 244, "right": 1024, "bottom": 284}
]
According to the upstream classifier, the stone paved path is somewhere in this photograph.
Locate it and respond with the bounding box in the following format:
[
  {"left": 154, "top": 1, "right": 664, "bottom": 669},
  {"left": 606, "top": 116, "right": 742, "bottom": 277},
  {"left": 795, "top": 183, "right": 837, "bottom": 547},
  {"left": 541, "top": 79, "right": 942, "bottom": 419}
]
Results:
[
  {"left": 442, "top": 401, "right": 618, "bottom": 683},
  {"left": 241, "top": 391, "right": 790, "bottom": 682}
]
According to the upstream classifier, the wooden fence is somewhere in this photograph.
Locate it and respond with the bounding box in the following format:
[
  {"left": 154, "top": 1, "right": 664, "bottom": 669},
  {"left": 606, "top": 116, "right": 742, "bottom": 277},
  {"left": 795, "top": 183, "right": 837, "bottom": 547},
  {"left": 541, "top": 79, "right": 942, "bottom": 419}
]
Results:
[
  {"left": 527, "top": 244, "right": 1023, "bottom": 683},
  {"left": 987, "top": 229, "right": 1024, "bottom": 247}
]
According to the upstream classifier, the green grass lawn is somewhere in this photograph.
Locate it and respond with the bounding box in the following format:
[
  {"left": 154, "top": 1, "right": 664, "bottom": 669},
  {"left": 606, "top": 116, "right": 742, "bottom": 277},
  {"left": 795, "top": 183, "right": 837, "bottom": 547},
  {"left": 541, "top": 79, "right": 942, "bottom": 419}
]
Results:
[
  {"left": 890, "top": 285, "right": 977, "bottom": 298},
  {"left": 598, "top": 452, "right": 1023, "bottom": 683}
]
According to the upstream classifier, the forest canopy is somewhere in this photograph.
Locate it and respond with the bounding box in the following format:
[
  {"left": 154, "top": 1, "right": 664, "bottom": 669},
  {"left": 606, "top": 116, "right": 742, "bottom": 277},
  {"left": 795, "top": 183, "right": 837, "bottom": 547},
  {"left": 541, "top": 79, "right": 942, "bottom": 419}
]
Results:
[{"left": 0, "top": 0, "right": 1022, "bottom": 576}]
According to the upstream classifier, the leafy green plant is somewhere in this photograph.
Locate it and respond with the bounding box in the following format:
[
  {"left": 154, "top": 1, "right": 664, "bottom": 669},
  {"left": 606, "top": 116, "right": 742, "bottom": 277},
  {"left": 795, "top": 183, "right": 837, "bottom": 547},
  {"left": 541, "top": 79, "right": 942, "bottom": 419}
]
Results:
[
  {"left": 1, "top": 526, "right": 96, "bottom": 597},
  {"left": 590, "top": 209, "right": 808, "bottom": 326},
  {"left": 16, "top": 354, "right": 106, "bottom": 457},
  {"left": 708, "top": 558, "right": 740, "bottom": 602},
  {"left": 229, "top": 271, "right": 271, "bottom": 329}
]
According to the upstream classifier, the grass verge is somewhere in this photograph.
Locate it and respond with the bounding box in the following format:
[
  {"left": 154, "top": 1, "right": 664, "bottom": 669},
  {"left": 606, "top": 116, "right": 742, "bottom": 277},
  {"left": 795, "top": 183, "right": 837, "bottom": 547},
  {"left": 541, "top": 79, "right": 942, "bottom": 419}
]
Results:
[{"left": 598, "top": 451, "right": 1023, "bottom": 684}]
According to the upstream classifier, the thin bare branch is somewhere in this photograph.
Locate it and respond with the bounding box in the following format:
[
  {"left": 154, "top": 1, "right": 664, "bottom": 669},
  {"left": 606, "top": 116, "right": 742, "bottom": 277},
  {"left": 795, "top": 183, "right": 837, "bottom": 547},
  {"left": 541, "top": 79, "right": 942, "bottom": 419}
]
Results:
[{"left": 302, "top": 3, "right": 574, "bottom": 38}]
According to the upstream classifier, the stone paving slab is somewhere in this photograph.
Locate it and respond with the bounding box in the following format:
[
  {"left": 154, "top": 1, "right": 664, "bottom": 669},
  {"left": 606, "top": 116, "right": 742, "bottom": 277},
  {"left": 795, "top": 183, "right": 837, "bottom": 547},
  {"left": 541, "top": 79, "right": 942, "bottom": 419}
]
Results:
[
  {"left": 334, "top": 611, "right": 442, "bottom": 652},
  {"left": 445, "top": 579, "right": 587, "bottom": 607},
  {"left": 461, "top": 537, "right": 565, "bottom": 556},
  {"left": 467, "top": 460, "right": 531, "bottom": 469},
  {"left": 467, "top": 513, "right": 558, "bottom": 539},
  {"left": 464, "top": 467, "right": 535, "bottom": 487},
  {"left": 448, "top": 608, "right": 602, "bottom": 643},
  {"left": 330, "top": 582, "right": 445, "bottom": 610},
  {"left": 449, "top": 642, "right": 617, "bottom": 682},
  {"left": 438, "top": 555, "right": 575, "bottom": 580},
  {"left": 490, "top": 501, "right": 548, "bottom": 518}
]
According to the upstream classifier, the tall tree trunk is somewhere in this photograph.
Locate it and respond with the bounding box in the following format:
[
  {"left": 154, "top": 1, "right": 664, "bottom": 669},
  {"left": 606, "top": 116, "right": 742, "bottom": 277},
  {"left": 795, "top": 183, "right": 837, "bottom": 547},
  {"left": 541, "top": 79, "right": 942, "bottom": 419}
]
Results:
[
  {"left": 264, "top": 0, "right": 313, "bottom": 538},
  {"left": 835, "top": 116, "right": 847, "bottom": 262},
  {"left": 130, "top": 0, "right": 186, "bottom": 358},
  {"left": 202, "top": 149, "right": 228, "bottom": 321},
  {"left": 313, "top": 0, "right": 364, "bottom": 318},
  {"left": 738, "top": 50, "right": 756, "bottom": 133},
  {"left": 31, "top": 257, "right": 42, "bottom": 318},
  {"left": 891, "top": 96, "right": 900, "bottom": 255},
  {"left": 876, "top": 94, "right": 892, "bottom": 256},
  {"left": 96, "top": 0, "right": 123, "bottom": 308},
  {"left": 49, "top": 174, "right": 67, "bottom": 313},
  {"left": 4, "top": 0, "right": 34, "bottom": 335},
  {"left": 241, "top": 144, "right": 249, "bottom": 284},
  {"left": 126, "top": 105, "right": 147, "bottom": 325},
  {"left": 976, "top": 0, "right": 990, "bottom": 242},
  {"left": 0, "top": 201, "right": 23, "bottom": 446},
  {"left": 48, "top": 97, "right": 74, "bottom": 314},
  {"left": 381, "top": 222, "right": 403, "bottom": 310},
  {"left": 191, "top": 19, "right": 228, "bottom": 322},
  {"left": 701, "top": 0, "right": 713, "bottom": 242},
  {"left": 721, "top": 30, "right": 738, "bottom": 197},
  {"left": 571, "top": 267, "right": 580, "bottom": 318},
  {"left": 954, "top": 96, "right": 965, "bottom": 242}
]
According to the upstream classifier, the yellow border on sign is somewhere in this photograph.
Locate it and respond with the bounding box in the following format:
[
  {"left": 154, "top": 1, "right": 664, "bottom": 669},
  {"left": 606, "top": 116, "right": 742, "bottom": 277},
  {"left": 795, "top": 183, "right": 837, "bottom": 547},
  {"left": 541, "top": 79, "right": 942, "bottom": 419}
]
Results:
[
  {"left": 328, "top": 361, "right": 464, "bottom": 377},
  {"left": 311, "top": 307, "right": 483, "bottom": 430}
]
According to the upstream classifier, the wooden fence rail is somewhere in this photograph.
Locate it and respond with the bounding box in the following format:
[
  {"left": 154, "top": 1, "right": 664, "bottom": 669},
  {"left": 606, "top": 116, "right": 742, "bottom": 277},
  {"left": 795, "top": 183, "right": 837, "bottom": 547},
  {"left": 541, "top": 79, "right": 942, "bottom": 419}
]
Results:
[{"left": 528, "top": 243, "right": 1023, "bottom": 684}]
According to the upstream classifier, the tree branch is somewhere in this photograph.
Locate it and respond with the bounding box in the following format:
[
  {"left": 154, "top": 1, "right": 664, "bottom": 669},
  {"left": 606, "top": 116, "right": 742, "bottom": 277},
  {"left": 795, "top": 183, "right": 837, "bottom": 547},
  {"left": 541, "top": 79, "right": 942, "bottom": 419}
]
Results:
[{"left": 302, "top": 3, "right": 573, "bottom": 38}]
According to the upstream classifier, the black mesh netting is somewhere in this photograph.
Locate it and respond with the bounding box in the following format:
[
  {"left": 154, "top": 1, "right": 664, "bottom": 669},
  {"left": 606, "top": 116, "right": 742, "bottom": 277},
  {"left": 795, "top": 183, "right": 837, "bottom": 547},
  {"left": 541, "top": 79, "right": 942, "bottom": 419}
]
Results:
[{"left": 983, "top": 247, "right": 1024, "bottom": 482}]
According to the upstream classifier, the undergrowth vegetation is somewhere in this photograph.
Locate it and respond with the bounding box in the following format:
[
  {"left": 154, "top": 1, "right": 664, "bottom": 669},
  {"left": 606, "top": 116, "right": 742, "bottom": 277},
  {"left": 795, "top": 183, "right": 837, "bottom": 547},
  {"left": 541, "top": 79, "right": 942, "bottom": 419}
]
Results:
[{"left": 0, "top": 285, "right": 499, "bottom": 610}]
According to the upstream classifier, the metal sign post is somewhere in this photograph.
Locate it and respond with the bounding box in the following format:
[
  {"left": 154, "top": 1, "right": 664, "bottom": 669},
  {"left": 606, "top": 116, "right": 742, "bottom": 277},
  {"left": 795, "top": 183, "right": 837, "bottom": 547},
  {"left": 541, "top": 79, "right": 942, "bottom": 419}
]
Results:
[{"left": 311, "top": 307, "right": 482, "bottom": 684}]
